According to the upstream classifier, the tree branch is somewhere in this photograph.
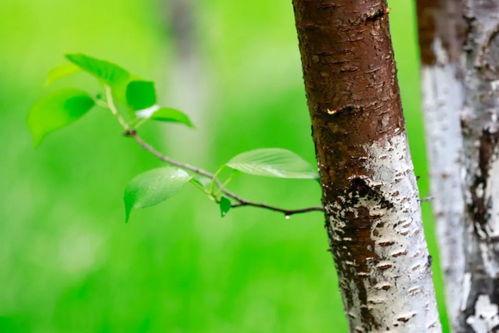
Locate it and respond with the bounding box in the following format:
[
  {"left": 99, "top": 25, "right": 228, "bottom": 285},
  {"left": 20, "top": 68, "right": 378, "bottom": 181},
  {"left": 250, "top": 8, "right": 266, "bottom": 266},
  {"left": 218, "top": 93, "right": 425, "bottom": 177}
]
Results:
[{"left": 124, "top": 130, "right": 324, "bottom": 217}]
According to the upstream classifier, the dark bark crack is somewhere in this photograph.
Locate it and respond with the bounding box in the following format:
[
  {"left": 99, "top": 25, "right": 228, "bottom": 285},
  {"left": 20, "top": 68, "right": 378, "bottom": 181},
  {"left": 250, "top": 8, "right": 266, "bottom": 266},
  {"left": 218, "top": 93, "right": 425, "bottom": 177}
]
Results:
[{"left": 469, "top": 128, "right": 499, "bottom": 238}]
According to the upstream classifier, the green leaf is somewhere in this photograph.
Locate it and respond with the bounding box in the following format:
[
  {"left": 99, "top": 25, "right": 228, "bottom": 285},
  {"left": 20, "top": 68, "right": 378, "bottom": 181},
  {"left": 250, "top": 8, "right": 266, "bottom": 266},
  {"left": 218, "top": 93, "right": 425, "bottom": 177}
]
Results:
[
  {"left": 219, "top": 196, "right": 231, "bottom": 218},
  {"left": 28, "top": 89, "right": 95, "bottom": 146},
  {"left": 126, "top": 80, "right": 157, "bottom": 110},
  {"left": 66, "top": 53, "right": 130, "bottom": 86},
  {"left": 45, "top": 63, "right": 81, "bottom": 86},
  {"left": 124, "top": 167, "right": 191, "bottom": 222},
  {"left": 226, "top": 148, "right": 318, "bottom": 179},
  {"left": 150, "top": 107, "right": 193, "bottom": 127}
]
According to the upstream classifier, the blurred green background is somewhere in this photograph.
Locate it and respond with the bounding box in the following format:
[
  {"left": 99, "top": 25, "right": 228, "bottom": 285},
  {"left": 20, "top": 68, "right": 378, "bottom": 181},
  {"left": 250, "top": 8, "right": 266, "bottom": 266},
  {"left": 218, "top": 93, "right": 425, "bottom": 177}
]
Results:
[{"left": 0, "top": 0, "right": 448, "bottom": 332}]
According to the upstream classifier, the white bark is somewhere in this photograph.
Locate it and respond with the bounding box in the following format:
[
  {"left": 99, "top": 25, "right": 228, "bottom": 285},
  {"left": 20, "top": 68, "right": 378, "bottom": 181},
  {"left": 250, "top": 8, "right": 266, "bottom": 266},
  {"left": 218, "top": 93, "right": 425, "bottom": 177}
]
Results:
[
  {"left": 327, "top": 134, "right": 441, "bottom": 332},
  {"left": 459, "top": 0, "right": 499, "bottom": 331},
  {"left": 420, "top": 37, "right": 466, "bottom": 329}
]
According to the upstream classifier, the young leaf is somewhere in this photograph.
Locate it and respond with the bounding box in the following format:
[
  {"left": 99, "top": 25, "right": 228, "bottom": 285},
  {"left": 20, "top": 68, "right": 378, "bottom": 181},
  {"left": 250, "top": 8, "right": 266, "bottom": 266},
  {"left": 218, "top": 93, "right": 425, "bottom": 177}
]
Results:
[
  {"left": 150, "top": 107, "right": 193, "bottom": 127},
  {"left": 126, "top": 80, "right": 156, "bottom": 110},
  {"left": 124, "top": 167, "right": 191, "bottom": 222},
  {"left": 219, "top": 196, "right": 232, "bottom": 218},
  {"left": 66, "top": 53, "right": 130, "bottom": 86},
  {"left": 226, "top": 148, "right": 318, "bottom": 179},
  {"left": 45, "top": 63, "right": 81, "bottom": 86},
  {"left": 28, "top": 89, "right": 95, "bottom": 146}
]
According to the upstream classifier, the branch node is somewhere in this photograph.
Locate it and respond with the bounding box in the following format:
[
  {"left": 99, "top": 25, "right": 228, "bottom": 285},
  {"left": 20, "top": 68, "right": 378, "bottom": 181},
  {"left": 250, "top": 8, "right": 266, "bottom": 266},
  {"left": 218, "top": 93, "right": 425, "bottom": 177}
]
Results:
[{"left": 124, "top": 129, "right": 137, "bottom": 137}]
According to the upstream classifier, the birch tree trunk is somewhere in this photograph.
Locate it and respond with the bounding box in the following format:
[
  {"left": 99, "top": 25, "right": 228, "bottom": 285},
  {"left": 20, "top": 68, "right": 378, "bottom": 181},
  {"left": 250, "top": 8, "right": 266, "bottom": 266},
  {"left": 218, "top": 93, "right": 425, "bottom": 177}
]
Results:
[
  {"left": 164, "top": 0, "right": 206, "bottom": 115},
  {"left": 459, "top": 1, "right": 499, "bottom": 331},
  {"left": 162, "top": 0, "right": 210, "bottom": 160},
  {"left": 291, "top": 1, "right": 441, "bottom": 331},
  {"left": 416, "top": 1, "right": 467, "bottom": 330}
]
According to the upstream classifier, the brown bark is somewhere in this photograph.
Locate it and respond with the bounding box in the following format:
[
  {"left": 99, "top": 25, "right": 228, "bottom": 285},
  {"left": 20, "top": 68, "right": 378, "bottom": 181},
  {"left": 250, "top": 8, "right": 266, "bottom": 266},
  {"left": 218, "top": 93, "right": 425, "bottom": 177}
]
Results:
[
  {"left": 417, "top": 0, "right": 466, "bottom": 66},
  {"left": 292, "top": 0, "right": 440, "bottom": 331}
]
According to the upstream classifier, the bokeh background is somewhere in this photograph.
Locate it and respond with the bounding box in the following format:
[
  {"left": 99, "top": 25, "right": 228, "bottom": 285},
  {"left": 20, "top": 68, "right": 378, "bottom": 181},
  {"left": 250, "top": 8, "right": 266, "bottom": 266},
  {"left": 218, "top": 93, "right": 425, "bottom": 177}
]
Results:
[{"left": 0, "top": 0, "right": 449, "bottom": 332}]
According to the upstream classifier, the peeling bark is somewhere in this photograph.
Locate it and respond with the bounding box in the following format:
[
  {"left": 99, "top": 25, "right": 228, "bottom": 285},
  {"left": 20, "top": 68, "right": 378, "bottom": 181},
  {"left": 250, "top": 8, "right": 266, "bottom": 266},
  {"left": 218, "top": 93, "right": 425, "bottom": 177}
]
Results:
[
  {"left": 292, "top": 1, "right": 441, "bottom": 331},
  {"left": 460, "top": 1, "right": 499, "bottom": 331},
  {"left": 416, "top": 1, "right": 467, "bottom": 330}
]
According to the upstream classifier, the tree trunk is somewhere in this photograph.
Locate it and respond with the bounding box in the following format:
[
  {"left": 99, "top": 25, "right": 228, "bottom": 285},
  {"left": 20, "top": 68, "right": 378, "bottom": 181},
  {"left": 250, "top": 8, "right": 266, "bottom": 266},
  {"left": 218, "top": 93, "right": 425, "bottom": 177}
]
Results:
[
  {"left": 291, "top": 1, "right": 441, "bottom": 331},
  {"left": 163, "top": 0, "right": 207, "bottom": 117},
  {"left": 416, "top": 1, "right": 467, "bottom": 330},
  {"left": 459, "top": 1, "right": 499, "bottom": 331},
  {"left": 162, "top": 0, "right": 210, "bottom": 161}
]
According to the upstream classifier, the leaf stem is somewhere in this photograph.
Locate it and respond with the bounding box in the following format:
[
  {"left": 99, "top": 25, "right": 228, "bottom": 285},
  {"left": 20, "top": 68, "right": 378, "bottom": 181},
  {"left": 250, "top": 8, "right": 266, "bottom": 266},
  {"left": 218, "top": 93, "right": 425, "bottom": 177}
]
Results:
[
  {"left": 209, "top": 165, "right": 226, "bottom": 197},
  {"left": 134, "top": 117, "right": 148, "bottom": 129},
  {"left": 125, "top": 131, "right": 324, "bottom": 217},
  {"left": 105, "top": 86, "right": 129, "bottom": 130}
]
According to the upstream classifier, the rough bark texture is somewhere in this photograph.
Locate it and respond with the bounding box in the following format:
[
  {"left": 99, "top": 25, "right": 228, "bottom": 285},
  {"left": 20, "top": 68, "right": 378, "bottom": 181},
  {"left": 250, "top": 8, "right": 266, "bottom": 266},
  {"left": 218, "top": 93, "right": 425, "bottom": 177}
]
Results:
[
  {"left": 416, "top": 1, "right": 467, "bottom": 330},
  {"left": 460, "top": 1, "right": 499, "bottom": 331},
  {"left": 292, "top": 1, "right": 441, "bottom": 331}
]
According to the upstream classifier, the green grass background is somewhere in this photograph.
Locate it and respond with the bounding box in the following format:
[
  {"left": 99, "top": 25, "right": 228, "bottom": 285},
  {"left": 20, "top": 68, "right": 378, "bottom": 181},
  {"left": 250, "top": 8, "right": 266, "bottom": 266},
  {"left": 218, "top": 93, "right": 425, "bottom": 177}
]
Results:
[{"left": 0, "top": 0, "right": 449, "bottom": 332}]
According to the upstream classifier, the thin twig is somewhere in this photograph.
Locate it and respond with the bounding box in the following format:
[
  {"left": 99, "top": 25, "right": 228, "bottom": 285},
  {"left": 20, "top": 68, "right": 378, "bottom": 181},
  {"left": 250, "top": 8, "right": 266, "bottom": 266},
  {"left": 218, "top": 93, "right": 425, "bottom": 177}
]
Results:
[
  {"left": 125, "top": 130, "right": 324, "bottom": 217},
  {"left": 102, "top": 86, "right": 323, "bottom": 217}
]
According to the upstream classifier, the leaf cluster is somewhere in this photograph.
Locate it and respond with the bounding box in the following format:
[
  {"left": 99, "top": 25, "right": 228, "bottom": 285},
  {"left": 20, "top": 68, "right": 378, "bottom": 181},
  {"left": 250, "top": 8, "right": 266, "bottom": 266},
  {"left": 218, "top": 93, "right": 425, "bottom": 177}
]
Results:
[{"left": 29, "top": 54, "right": 319, "bottom": 221}]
